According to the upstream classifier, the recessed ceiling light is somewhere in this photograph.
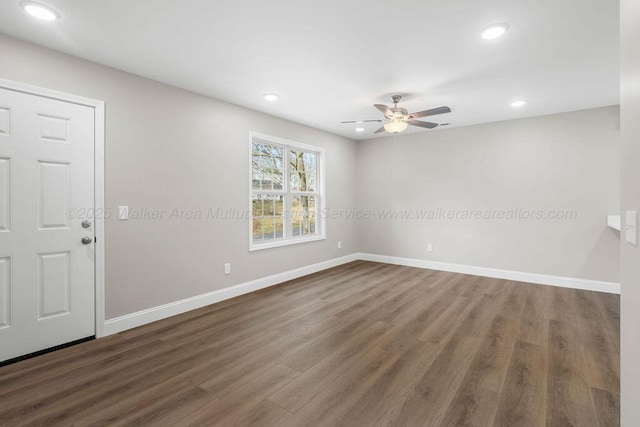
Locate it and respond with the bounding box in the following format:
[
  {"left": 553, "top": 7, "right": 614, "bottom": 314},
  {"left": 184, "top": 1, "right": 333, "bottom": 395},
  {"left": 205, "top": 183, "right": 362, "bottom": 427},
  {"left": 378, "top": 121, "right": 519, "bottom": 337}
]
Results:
[
  {"left": 511, "top": 100, "right": 527, "bottom": 107},
  {"left": 20, "top": 1, "right": 60, "bottom": 21},
  {"left": 263, "top": 93, "right": 279, "bottom": 102},
  {"left": 355, "top": 127, "right": 365, "bottom": 132},
  {"left": 481, "top": 23, "right": 509, "bottom": 40}
]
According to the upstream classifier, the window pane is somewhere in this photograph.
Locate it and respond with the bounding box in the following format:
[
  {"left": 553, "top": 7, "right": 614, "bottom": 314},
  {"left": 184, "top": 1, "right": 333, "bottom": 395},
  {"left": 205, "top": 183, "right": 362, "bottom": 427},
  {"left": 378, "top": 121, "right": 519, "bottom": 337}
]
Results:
[
  {"left": 289, "top": 150, "right": 316, "bottom": 192},
  {"left": 252, "top": 164, "right": 262, "bottom": 190},
  {"left": 274, "top": 216, "right": 284, "bottom": 239},
  {"left": 309, "top": 196, "right": 316, "bottom": 234},
  {"left": 252, "top": 143, "right": 284, "bottom": 191},
  {"left": 265, "top": 145, "right": 283, "bottom": 190},
  {"left": 251, "top": 143, "right": 265, "bottom": 190},
  {"left": 263, "top": 198, "right": 275, "bottom": 215},
  {"left": 252, "top": 197, "right": 264, "bottom": 216},
  {"left": 302, "top": 152, "right": 316, "bottom": 192},
  {"left": 272, "top": 155, "right": 283, "bottom": 190},
  {"left": 292, "top": 195, "right": 317, "bottom": 237},
  {"left": 252, "top": 194, "right": 284, "bottom": 243},
  {"left": 290, "top": 171, "right": 301, "bottom": 192}
]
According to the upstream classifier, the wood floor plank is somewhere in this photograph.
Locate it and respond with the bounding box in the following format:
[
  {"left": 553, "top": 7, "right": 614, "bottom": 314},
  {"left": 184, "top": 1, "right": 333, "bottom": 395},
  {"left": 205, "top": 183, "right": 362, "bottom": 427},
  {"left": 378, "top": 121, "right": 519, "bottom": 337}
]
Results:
[
  {"left": 593, "top": 292, "right": 620, "bottom": 341},
  {"left": 574, "top": 290, "right": 620, "bottom": 396},
  {"left": 281, "top": 348, "right": 403, "bottom": 426},
  {"left": 0, "top": 261, "right": 619, "bottom": 426},
  {"left": 439, "top": 313, "right": 522, "bottom": 426},
  {"left": 547, "top": 398, "right": 600, "bottom": 427},
  {"left": 518, "top": 285, "right": 548, "bottom": 346},
  {"left": 0, "top": 334, "right": 128, "bottom": 393},
  {"left": 337, "top": 338, "right": 445, "bottom": 425},
  {"left": 493, "top": 341, "right": 547, "bottom": 427},
  {"left": 546, "top": 318, "right": 599, "bottom": 424},
  {"left": 279, "top": 311, "right": 381, "bottom": 373},
  {"left": 185, "top": 364, "right": 299, "bottom": 425},
  {"left": 591, "top": 386, "right": 620, "bottom": 427},
  {"left": 269, "top": 320, "right": 393, "bottom": 413},
  {"left": 379, "top": 333, "right": 480, "bottom": 426},
  {"left": 0, "top": 339, "right": 173, "bottom": 421},
  {"left": 15, "top": 340, "right": 225, "bottom": 425},
  {"left": 88, "top": 381, "right": 217, "bottom": 427}
]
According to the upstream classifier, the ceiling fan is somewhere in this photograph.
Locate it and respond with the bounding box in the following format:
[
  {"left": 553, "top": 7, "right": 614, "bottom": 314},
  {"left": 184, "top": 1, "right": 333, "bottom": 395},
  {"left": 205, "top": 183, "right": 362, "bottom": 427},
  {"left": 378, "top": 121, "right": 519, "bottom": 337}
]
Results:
[{"left": 342, "top": 95, "right": 451, "bottom": 134}]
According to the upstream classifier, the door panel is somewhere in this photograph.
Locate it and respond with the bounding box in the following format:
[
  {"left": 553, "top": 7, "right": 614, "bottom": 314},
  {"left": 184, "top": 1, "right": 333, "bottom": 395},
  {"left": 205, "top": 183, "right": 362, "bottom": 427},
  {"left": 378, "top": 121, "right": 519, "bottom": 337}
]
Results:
[
  {"left": 0, "top": 87, "right": 95, "bottom": 362},
  {"left": 0, "top": 256, "right": 10, "bottom": 329},
  {"left": 37, "top": 251, "right": 71, "bottom": 320},
  {"left": 38, "top": 113, "right": 70, "bottom": 143},
  {"left": 0, "top": 107, "right": 10, "bottom": 136},
  {"left": 37, "top": 160, "right": 71, "bottom": 230},
  {"left": 0, "top": 157, "right": 10, "bottom": 232}
]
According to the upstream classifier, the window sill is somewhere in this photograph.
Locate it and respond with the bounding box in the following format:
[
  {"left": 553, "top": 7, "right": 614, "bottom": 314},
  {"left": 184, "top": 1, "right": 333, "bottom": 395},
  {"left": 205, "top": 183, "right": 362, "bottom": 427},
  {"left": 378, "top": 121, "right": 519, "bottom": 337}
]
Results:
[{"left": 249, "top": 234, "right": 326, "bottom": 252}]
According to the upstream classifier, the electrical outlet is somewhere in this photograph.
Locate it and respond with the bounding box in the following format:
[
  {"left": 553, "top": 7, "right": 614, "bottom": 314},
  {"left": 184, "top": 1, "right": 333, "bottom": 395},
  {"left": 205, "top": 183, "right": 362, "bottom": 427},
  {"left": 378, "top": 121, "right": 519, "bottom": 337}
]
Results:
[
  {"left": 224, "top": 263, "right": 231, "bottom": 275},
  {"left": 427, "top": 243, "right": 433, "bottom": 253},
  {"left": 338, "top": 240, "right": 342, "bottom": 249}
]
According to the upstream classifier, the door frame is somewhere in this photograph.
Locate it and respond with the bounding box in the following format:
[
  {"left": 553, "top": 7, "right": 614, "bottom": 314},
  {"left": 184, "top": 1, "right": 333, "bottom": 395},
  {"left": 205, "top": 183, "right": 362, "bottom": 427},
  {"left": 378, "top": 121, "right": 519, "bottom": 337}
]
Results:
[{"left": 0, "top": 77, "right": 106, "bottom": 338}]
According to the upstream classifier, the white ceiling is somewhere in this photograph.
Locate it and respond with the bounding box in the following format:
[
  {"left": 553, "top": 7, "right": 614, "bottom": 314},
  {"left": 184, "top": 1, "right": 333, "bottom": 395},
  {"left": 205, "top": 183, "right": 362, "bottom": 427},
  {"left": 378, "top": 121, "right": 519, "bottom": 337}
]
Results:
[{"left": 0, "top": 0, "right": 619, "bottom": 140}]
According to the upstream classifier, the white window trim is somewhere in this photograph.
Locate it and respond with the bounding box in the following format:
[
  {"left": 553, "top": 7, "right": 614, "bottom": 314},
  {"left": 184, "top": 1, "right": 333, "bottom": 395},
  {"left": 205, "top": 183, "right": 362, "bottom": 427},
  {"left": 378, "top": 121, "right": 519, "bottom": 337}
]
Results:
[{"left": 249, "top": 132, "right": 326, "bottom": 251}]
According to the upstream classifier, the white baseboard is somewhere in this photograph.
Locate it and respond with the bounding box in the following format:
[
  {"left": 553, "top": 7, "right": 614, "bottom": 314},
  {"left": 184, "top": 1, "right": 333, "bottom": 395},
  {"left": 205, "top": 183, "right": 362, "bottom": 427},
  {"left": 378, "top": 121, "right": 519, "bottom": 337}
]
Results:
[
  {"left": 102, "top": 253, "right": 359, "bottom": 336},
  {"left": 356, "top": 252, "right": 621, "bottom": 295},
  {"left": 102, "top": 251, "right": 619, "bottom": 336}
]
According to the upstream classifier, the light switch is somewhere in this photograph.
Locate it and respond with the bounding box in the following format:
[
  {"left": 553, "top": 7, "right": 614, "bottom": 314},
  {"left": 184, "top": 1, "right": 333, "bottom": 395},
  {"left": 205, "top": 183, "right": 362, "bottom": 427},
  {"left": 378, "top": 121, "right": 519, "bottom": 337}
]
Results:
[
  {"left": 626, "top": 211, "right": 638, "bottom": 246},
  {"left": 118, "top": 206, "right": 129, "bottom": 220}
]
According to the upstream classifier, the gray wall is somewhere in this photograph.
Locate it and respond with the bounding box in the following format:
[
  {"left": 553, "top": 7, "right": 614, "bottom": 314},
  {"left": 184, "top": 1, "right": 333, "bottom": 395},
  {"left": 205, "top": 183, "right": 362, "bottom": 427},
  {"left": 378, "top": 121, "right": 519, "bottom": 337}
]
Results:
[
  {"left": 0, "top": 34, "right": 358, "bottom": 319},
  {"left": 0, "top": 33, "right": 622, "bottom": 324},
  {"left": 357, "top": 107, "right": 620, "bottom": 283},
  {"left": 621, "top": 0, "right": 640, "bottom": 424}
]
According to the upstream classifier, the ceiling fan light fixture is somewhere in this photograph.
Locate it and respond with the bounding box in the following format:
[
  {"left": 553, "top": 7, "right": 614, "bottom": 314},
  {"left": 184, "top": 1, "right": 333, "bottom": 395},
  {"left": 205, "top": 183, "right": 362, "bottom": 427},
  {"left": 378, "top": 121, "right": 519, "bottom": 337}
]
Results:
[
  {"left": 481, "top": 23, "right": 509, "bottom": 39},
  {"left": 20, "top": 1, "right": 60, "bottom": 20},
  {"left": 384, "top": 119, "right": 408, "bottom": 134},
  {"left": 355, "top": 127, "right": 365, "bottom": 132}
]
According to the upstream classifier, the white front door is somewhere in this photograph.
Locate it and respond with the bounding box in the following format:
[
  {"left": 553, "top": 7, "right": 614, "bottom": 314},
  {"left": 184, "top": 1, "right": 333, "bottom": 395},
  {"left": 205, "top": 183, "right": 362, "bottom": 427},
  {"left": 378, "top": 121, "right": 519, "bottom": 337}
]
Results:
[{"left": 0, "top": 86, "right": 95, "bottom": 363}]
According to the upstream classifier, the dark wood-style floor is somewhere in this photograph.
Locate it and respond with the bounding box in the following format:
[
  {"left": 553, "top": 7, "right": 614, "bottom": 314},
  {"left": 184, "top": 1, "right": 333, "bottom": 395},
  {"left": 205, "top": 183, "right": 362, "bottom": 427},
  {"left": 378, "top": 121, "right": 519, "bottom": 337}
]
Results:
[{"left": 0, "top": 261, "right": 620, "bottom": 426}]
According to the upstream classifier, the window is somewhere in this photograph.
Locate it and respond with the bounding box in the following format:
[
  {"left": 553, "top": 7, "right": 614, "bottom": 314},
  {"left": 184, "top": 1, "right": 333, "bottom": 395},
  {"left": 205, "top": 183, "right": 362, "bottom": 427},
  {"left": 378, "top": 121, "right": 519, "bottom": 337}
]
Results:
[{"left": 250, "top": 132, "right": 325, "bottom": 251}]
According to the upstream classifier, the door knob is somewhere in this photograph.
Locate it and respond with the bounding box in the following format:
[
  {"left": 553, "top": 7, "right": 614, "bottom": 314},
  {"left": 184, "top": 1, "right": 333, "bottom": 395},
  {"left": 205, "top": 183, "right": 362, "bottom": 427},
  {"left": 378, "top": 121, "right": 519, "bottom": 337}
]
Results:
[
  {"left": 81, "top": 236, "right": 93, "bottom": 245},
  {"left": 82, "top": 220, "right": 92, "bottom": 229}
]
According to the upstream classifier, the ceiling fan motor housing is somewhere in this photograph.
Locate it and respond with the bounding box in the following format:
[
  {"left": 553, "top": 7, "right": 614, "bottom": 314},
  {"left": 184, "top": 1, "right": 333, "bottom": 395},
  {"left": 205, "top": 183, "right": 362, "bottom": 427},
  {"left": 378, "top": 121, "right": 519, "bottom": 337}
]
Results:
[{"left": 390, "top": 108, "right": 408, "bottom": 119}]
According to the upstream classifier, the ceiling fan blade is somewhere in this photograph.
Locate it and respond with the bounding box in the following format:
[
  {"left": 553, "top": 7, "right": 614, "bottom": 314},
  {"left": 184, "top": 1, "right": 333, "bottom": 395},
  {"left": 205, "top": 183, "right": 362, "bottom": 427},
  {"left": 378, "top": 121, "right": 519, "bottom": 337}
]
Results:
[
  {"left": 407, "top": 120, "right": 438, "bottom": 129},
  {"left": 374, "top": 126, "right": 387, "bottom": 134},
  {"left": 409, "top": 106, "right": 451, "bottom": 119},
  {"left": 374, "top": 104, "right": 393, "bottom": 118},
  {"left": 341, "top": 119, "right": 383, "bottom": 124}
]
